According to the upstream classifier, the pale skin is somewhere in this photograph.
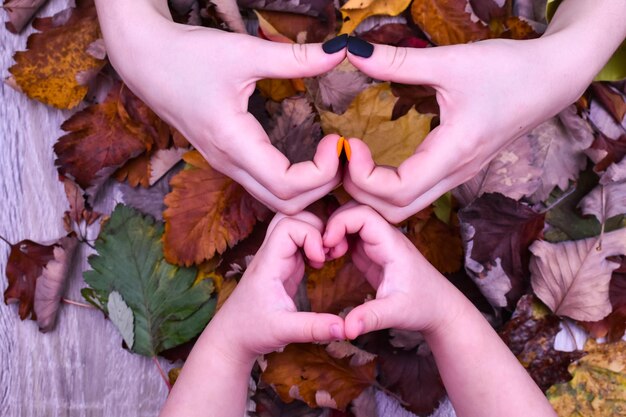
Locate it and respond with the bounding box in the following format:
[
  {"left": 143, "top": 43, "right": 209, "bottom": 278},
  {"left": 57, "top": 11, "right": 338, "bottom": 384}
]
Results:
[
  {"left": 95, "top": 0, "right": 626, "bottom": 221},
  {"left": 159, "top": 206, "right": 557, "bottom": 417}
]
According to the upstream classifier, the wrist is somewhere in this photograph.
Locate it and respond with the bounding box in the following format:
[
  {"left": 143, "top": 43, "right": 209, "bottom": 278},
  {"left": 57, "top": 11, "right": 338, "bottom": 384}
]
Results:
[{"left": 199, "top": 314, "right": 258, "bottom": 369}]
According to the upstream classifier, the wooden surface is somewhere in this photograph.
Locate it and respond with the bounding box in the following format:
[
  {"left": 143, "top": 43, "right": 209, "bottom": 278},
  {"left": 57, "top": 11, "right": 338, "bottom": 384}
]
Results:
[{"left": 0, "top": 2, "right": 170, "bottom": 416}]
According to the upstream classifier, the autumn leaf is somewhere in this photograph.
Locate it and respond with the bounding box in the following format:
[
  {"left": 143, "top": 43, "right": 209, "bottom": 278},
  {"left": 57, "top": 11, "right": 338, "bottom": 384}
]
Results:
[
  {"left": 83, "top": 204, "right": 216, "bottom": 356},
  {"left": 320, "top": 83, "right": 433, "bottom": 168},
  {"left": 410, "top": 0, "right": 490, "bottom": 45},
  {"left": 253, "top": 388, "right": 326, "bottom": 417},
  {"left": 257, "top": 78, "right": 301, "bottom": 102},
  {"left": 588, "top": 133, "right": 626, "bottom": 172},
  {"left": 579, "top": 158, "right": 626, "bottom": 224},
  {"left": 262, "top": 343, "right": 376, "bottom": 410},
  {"left": 55, "top": 84, "right": 169, "bottom": 198},
  {"left": 360, "top": 23, "right": 429, "bottom": 48},
  {"left": 256, "top": 9, "right": 333, "bottom": 43},
  {"left": 34, "top": 235, "right": 78, "bottom": 332},
  {"left": 306, "top": 256, "right": 375, "bottom": 315},
  {"left": 468, "top": 0, "right": 507, "bottom": 23},
  {"left": 499, "top": 295, "right": 584, "bottom": 391},
  {"left": 591, "top": 82, "right": 626, "bottom": 125},
  {"left": 339, "top": 0, "right": 412, "bottom": 35},
  {"left": 239, "top": 0, "right": 330, "bottom": 17},
  {"left": 390, "top": 83, "right": 439, "bottom": 121},
  {"left": 3, "top": 0, "right": 48, "bottom": 33},
  {"left": 459, "top": 193, "right": 544, "bottom": 308},
  {"left": 7, "top": 0, "right": 106, "bottom": 109},
  {"left": 163, "top": 150, "right": 269, "bottom": 267},
  {"left": 306, "top": 64, "right": 371, "bottom": 114},
  {"left": 530, "top": 227, "right": 626, "bottom": 322},
  {"left": 406, "top": 211, "right": 463, "bottom": 274},
  {"left": 547, "top": 339, "right": 626, "bottom": 416}
]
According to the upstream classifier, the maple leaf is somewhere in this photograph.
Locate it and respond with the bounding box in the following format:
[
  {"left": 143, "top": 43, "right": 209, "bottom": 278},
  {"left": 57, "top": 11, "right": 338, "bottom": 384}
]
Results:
[
  {"left": 499, "top": 295, "right": 584, "bottom": 391},
  {"left": 306, "top": 65, "right": 371, "bottom": 114},
  {"left": 83, "top": 204, "right": 216, "bottom": 356},
  {"left": 261, "top": 343, "right": 376, "bottom": 410},
  {"left": 7, "top": 0, "right": 106, "bottom": 109},
  {"left": 268, "top": 96, "right": 323, "bottom": 164},
  {"left": 3, "top": 0, "right": 48, "bottom": 33},
  {"left": 530, "top": 227, "right": 626, "bottom": 322},
  {"left": 2, "top": 236, "right": 56, "bottom": 320},
  {"left": 320, "top": 83, "right": 433, "bottom": 168},
  {"left": 306, "top": 256, "right": 375, "bottom": 315},
  {"left": 33, "top": 235, "right": 78, "bottom": 332},
  {"left": 339, "top": 0, "right": 412, "bottom": 35},
  {"left": 55, "top": 84, "right": 168, "bottom": 199},
  {"left": 410, "top": 0, "right": 490, "bottom": 45},
  {"left": 360, "top": 330, "right": 446, "bottom": 416},
  {"left": 163, "top": 150, "right": 269, "bottom": 267},
  {"left": 459, "top": 193, "right": 544, "bottom": 308},
  {"left": 547, "top": 339, "right": 626, "bottom": 416}
]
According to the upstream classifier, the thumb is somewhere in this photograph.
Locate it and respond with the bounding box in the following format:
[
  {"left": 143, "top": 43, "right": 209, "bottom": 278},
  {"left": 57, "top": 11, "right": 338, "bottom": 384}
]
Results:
[
  {"left": 278, "top": 312, "right": 345, "bottom": 343},
  {"left": 347, "top": 42, "right": 445, "bottom": 86},
  {"left": 249, "top": 38, "right": 346, "bottom": 79},
  {"left": 344, "top": 298, "right": 400, "bottom": 339}
]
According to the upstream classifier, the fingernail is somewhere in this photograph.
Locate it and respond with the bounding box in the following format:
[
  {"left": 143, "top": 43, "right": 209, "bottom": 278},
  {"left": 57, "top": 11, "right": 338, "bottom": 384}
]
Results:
[
  {"left": 322, "top": 34, "right": 349, "bottom": 54},
  {"left": 347, "top": 36, "right": 374, "bottom": 58},
  {"left": 330, "top": 323, "right": 343, "bottom": 339},
  {"left": 336, "top": 136, "right": 345, "bottom": 158}
]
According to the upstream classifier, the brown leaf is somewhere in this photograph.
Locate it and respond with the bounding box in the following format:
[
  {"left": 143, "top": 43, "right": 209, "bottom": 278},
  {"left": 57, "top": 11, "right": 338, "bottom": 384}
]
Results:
[
  {"left": 257, "top": 78, "right": 301, "bottom": 102},
  {"left": 306, "top": 256, "right": 375, "bottom": 315},
  {"left": 589, "top": 133, "right": 626, "bottom": 172},
  {"left": 499, "top": 295, "right": 584, "bottom": 391},
  {"left": 34, "top": 235, "right": 79, "bottom": 332},
  {"left": 360, "top": 23, "right": 428, "bottom": 47},
  {"left": 252, "top": 388, "right": 326, "bottom": 417},
  {"left": 530, "top": 228, "right": 626, "bottom": 321},
  {"left": 340, "top": 0, "right": 412, "bottom": 35},
  {"left": 308, "top": 66, "right": 371, "bottom": 114},
  {"left": 592, "top": 83, "right": 626, "bottom": 125},
  {"left": 3, "top": 0, "right": 48, "bottom": 33},
  {"left": 7, "top": 0, "right": 106, "bottom": 108},
  {"left": 410, "top": 0, "right": 490, "bottom": 45},
  {"left": 262, "top": 343, "right": 376, "bottom": 411},
  {"left": 3, "top": 237, "right": 56, "bottom": 320},
  {"left": 256, "top": 9, "right": 333, "bottom": 43},
  {"left": 114, "top": 152, "right": 151, "bottom": 188},
  {"left": 390, "top": 83, "right": 439, "bottom": 121},
  {"left": 163, "top": 150, "right": 269, "bottom": 266}
]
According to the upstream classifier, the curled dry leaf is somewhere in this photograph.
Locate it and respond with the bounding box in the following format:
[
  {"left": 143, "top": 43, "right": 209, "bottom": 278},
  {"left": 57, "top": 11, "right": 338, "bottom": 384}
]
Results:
[
  {"left": 163, "top": 150, "right": 269, "bottom": 267},
  {"left": 579, "top": 159, "right": 626, "bottom": 224},
  {"left": 3, "top": 0, "right": 48, "bottom": 33},
  {"left": 339, "top": 0, "right": 412, "bottom": 35},
  {"left": 34, "top": 235, "right": 79, "bottom": 332},
  {"left": 7, "top": 0, "right": 106, "bottom": 109},
  {"left": 530, "top": 227, "right": 626, "bottom": 322},
  {"left": 410, "top": 0, "right": 489, "bottom": 45},
  {"left": 262, "top": 343, "right": 376, "bottom": 411}
]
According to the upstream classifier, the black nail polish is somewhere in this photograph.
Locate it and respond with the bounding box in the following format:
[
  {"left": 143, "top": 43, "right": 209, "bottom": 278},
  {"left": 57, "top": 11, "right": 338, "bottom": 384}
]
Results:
[
  {"left": 322, "top": 34, "right": 349, "bottom": 54},
  {"left": 347, "top": 36, "right": 374, "bottom": 58}
]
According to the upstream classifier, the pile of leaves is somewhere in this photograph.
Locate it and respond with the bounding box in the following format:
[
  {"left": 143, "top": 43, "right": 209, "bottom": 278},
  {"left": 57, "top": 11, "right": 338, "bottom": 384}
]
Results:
[{"left": 3, "top": 0, "right": 626, "bottom": 416}]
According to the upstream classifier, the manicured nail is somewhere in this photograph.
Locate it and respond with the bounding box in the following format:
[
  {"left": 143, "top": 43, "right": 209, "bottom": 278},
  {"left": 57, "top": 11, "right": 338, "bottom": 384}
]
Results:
[
  {"left": 336, "top": 136, "right": 351, "bottom": 163},
  {"left": 330, "top": 323, "right": 343, "bottom": 339},
  {"left": 322, "top": 34, "right": 349, "bottom": 54},
  {"left": 347, "top": 36, "right": 374, "bottom": 58}
]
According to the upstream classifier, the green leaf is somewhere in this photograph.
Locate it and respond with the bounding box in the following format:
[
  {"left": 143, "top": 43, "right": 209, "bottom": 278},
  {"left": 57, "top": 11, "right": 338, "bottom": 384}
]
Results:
[
  {"left": 83, "top": 204, "right": 216, "bottom": 357},
  {"left": 107, "top": 291, "right": 135, "bottom": 349}
]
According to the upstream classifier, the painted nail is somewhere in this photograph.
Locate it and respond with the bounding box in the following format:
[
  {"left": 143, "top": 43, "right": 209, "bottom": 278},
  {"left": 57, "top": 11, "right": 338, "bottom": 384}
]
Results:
[
  {"left": 322, "top": 34, "right": 349, "bottom": 54},
  {"left": 336, "top": 136, "right": 351, "bottom": 163},
  {"left": 347, "top": 36, "right": 374, "bottom": 58}
]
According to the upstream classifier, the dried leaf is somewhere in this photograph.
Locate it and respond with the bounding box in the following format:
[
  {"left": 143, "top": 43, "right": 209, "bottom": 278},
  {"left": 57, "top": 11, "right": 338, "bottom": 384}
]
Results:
[
  {"left": 320, "top": 83, "right": 433, "bottom": 168},
  {"left": 360, "top": 23, "right": 428, "bottom": 47},
  {"left": 119, "top": 167, "right": 178, "bottom": 222},
  {"left": 149, "top": 147, "right": 187, "bottom": 186},
  {"left": 406, "top": 212, "right": 463, "bottom": 274},
  {"left": 311, "top": 68, "right": 371, "bottom": 114},
  {"left": 410, "top": 0, "right": 490, "bottom": 45},
  {"left": 591, "top": 83, "right": 626, "bottom": 125},
  {"left": 499, "top": 295, "right": 584, "bottom": 391},
  {"left": 252, "top": 388, "right": 325, "bottom": 417},
  {"left": 262, "top": 343, "right": 376, "bottom": 410},
  {"left": 106, "top": 290, "right": 135, "bottom": 349},
  {"left": 589, "top": 133, "right": 626, "bottom": 173},
  {"left": 256, "top": 9, "right": 333, "bottom": 43},
  {"left": 3, "top": 0, "right": 48, "bottom": 33},
  {"left": 459, "top": 193, "right": 545, "bottom": 308},
  {"left": 83, "top": 204, "right": 216, "bottom": 356},
  {"left": 239, "top": 0, "right": 331, "bottom": 17},
  {"left": 258, "top": 78, "right": 300, "bottom": 102},
  {"left": 547, "top": 339, "right": 626, "bottom": 416},
  {"left": 339, "top": 0, "right": 412, "bottom": 35},
  {"left": 34, "top": 235, "right": 78, "bottom": 332},
  {"left": 530, "top": 227, "right": 626, "bottom": 321},
  {"left": 163, "top": 150, "right": 269, "bottom": 267},
  {"left": 306, "top": 256, "right": 375, "bottom": 315},
  {"left": 7, "top": 0, "right": 105, "bottom": 109},
  {"left": 579, "top": 161, "right": 626, "bottom": 223}
]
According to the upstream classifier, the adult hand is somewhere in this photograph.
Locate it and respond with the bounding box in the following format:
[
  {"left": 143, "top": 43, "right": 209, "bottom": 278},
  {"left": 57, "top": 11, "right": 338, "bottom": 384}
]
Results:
[
  {"left": 95, "top": 1, "right": 347, "bottom": 214},
  {"left": 323, "top": 202, "right": 460, "bottom": 339},
  {"left": 343, "top": 0, "right": 625, "bottom": 223}
]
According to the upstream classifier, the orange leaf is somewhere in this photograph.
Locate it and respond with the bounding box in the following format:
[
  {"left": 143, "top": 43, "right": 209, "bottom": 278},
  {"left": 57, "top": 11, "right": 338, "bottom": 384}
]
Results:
[
  {"left": 54, "top": 83, "right": 167, "bottom": 193},
  {"left": 411, "top": 0, "right": 490, "bottom": 45},
  {"left": 114, "top": 152, "right": 151, "bottom": 188},
  {"left": 7, "top": 0, "right": 106, "bottom": 109},
  {"left": 262, "top": 343, "right": 376, "bottom": 410},
  {"left": 406, "top": 211, "right": 463, "bottom": 274},
  {"left": 163, "top": 150, "right": 269, "bottom": 267},
  {"left": 306, "top": 256, "right": 374, "bottom": 314}
]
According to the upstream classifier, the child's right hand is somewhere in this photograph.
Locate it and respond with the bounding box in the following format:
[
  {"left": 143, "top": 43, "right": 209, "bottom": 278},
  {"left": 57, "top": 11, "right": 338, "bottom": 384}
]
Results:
[{"left": 324, "top": 203, "right": 463, "bottom": 340}]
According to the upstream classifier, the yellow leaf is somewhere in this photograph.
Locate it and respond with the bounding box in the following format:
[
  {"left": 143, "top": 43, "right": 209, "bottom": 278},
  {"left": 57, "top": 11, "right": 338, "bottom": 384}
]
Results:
[
  {"left": 320, "top": 83, "right": 433, "bottom": 167},
  {"left": 410, "top": 0, "right": 490, "bottom": 45},
  {"left": 257, "top": 78, "right": 299, "bottom": 102},
  {"left": 8, "top": 0, "right": 105, "bottom": 109},
  {"left": 548, "top": 340, "right": 626, "bottom": 416},
  {"left": 340, "top": 0, "right": 412, "bottom": 35}
]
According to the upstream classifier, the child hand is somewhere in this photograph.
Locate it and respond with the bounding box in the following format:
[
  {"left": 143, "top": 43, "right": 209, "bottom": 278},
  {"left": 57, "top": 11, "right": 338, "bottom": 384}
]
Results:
[
  {"left": 206, "top": 212, "right": 345, "bottom": 365},
  {"left": 324, "top": 203, "right": 461, "bottom": 339}
]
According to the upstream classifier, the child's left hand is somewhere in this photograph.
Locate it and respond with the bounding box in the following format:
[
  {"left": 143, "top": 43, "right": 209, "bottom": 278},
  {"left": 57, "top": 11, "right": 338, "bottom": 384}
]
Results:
[{"left": 202, "top": 212, "right": 346, "bottom": 365}]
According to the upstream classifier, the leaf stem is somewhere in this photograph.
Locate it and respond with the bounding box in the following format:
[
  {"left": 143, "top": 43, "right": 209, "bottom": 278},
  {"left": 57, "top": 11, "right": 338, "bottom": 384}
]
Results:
[
  {"left": 153, "top": 356, "right": 173, "bottom": 392},
  {"left": 539, "top": 185, "right": 577, "bottom": 214},
  {"left": 62, "top": 298, "right": 97, "bottom": 309},
  {"left": 0, "top": 234, "right": 12, "bottom": 247}
]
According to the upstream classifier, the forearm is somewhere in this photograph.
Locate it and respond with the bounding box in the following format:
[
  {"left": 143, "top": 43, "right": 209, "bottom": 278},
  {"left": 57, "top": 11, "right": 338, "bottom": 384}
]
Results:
[
  {"left": 423, "top": 290, "right": 556, "bottom": 417},
  {"left": 159, "top": 322, "right": 255, "bottom": 417}
]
